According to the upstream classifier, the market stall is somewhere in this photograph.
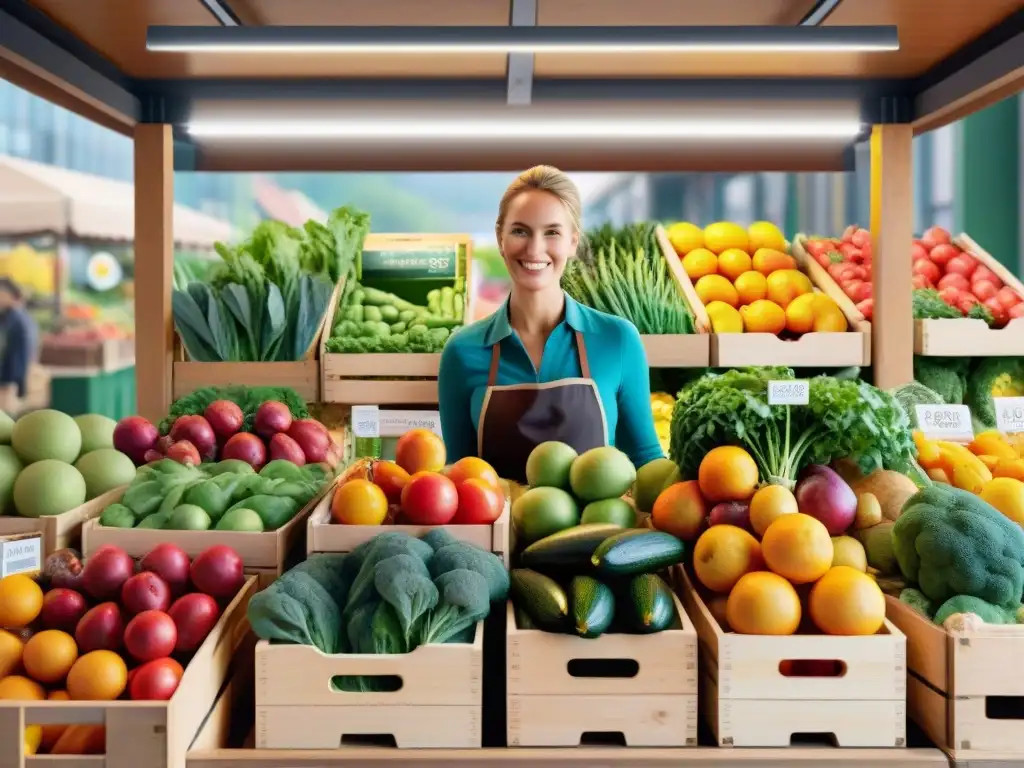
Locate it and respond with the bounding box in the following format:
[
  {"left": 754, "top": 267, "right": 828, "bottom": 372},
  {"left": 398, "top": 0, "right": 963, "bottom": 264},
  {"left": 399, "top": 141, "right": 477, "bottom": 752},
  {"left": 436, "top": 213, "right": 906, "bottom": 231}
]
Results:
[{"left": 1, "top": 1, "right": 1024, "bottom": 767}]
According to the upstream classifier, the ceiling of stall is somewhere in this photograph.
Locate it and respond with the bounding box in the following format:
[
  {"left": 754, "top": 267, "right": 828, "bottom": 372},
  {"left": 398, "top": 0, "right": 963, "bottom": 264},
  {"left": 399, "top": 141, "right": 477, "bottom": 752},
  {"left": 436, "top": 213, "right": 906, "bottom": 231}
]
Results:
[{"left": 23, "top": 0, "right": 1024, "bottom": 80}]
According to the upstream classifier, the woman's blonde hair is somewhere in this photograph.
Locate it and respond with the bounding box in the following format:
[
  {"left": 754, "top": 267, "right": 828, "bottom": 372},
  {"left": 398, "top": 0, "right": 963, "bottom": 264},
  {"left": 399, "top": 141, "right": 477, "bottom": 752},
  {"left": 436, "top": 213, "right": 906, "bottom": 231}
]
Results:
[{"left": 495, "top": 165, "right": 588, "bottom": 259}]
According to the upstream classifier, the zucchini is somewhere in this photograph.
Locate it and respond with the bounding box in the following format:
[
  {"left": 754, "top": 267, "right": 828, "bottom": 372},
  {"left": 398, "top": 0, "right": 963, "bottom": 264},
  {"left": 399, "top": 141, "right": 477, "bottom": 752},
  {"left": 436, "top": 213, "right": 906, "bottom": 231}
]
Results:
[
  {"left": 622, "top": 574, "right": 676, "bottom": 634},
  {"left": 591, "top": 529, "right": 685, "bottom": 576},
  {"left": 519, "top": 523, "right": 622, "bottom": 573},
  {"left": 511, "top": 568, "right": 568, "bottom": 631},
  {"left": 570, "top": 575, "right": 615, "bottom": 638},
  {"left": 514, "top": 604, "right": 536, "bottom": 630}
]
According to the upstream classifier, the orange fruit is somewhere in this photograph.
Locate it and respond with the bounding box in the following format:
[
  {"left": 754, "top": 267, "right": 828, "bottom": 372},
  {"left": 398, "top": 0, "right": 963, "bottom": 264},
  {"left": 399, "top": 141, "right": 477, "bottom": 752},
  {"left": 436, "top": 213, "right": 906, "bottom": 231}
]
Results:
[
  {"left": 703, "top": 222, "right": 749, "bottom": 254},
  {"left": 66, "top": 650, "right": 128, "bottom": 701},
  {"left": 0, "top": 574, "right": 44, "bottom": 628},
  {"left": 0, "top": 628, "right": 23, "bottom": 678},
  {"left": 395, "top": 428, "right": 447, "bottom": 474},
  {"left": 733, "top": 270, "right": 768, "bottom": 305},
  {"left": 41, "top": 690, "right": 70, "bottom": 751},
  {"left": 695, "top": 274, "right": 739, "bottom": 308},
  {"left": 446, "top": 457, "right": 500, "bottom": 490},
  {"left": 717, "top": 248, "right": 753, "bottom": 282},
  {"left": 809, "top": 566, "right": 886, "bottom": 636},
  {"left": 752, "top": 248, "right": 797, "bottom": 275},
  {"left": 739, "top": 300, "right": 786, "bottom": 334},
  {"left": 370, "top": 460, "right": 411, "bottom": 503},
  {"left": 651, "top": 481, "right": 707, "bottom": 542},
  {"left": 22, "top": 630, "right": 78, "bottom": 685},
  {"left": 784, "top": 293, "right": 817, "bottom": 334},
  {"left": 749, "top": 484, "right": 799, "bottom": 537},
  {"left": 726, "top": 571, "right": 802, "bottom": 635},
  {"left": 667, "top": 222, "right": 705, "bottom": 256},
  {"left": 0, "top": 674, "right": 46, "bottom": 700},
  {"left": 331, "top": 478, "right": 389, "bottom": 525},
  {"left": 692, "top": 525, "right": 764, "bottom": 593},
  {"left": 681, "top": 248, "right": 718, "bottom": 281},
  {"left": 760, "top": 513, "right": 834, "bottom": 584},
  {"left": 747, "top": 222, "right": 786, "bottom": 252},
  {"left": 698, "top": 446, "right": 759, "bottom": 503},
  {"left": 766, "top": 269, "right": 813, "bottom": 309}
]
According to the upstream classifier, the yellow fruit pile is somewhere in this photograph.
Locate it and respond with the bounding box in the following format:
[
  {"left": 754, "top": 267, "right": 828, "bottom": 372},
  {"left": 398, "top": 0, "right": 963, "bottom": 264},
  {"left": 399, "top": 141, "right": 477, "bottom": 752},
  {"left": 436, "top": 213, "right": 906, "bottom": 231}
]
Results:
[
  {"left": 650, "top": 392, "right": 675, "bottom": 455},
  {"left": 666, "top": 220, "right": 847, "bottom": 336}
]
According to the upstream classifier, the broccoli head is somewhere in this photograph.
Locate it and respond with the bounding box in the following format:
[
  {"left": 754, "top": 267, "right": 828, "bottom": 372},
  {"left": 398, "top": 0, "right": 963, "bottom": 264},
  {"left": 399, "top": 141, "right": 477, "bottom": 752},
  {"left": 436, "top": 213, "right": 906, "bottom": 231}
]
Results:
[
  {"left": 965, "top": 358, "right": 1024, "bottom": 429},
  {"left": 428, "top": 541, "right": 510, "bottom": 602},
  {"left": 933, "top": 594, "right": 1018, "bottom": 626},
  {"left": 913, "top": 356, "right": 970, "bottom": 405},
  {"left": 893, "top": 483, "right": 1024, "bottom": 608}
]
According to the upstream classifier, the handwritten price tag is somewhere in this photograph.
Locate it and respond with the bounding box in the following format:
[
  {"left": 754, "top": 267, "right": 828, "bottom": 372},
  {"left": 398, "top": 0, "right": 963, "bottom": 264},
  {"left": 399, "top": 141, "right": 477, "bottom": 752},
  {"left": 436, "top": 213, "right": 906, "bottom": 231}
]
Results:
[
  {"left": 768, "top": 380, "right": 809, "bottom": 406},
  {"left": 379, "top": 410, "right": 442, "bottom": 438},
  {"left": 915, "top": 404, "right": 974, "bottom": 442},
  {"left": 995, "top": 397, "right": 1024, "bottom": 434},
  {"left": 351, "top": 405, "right": 380, "bottom": 439}
]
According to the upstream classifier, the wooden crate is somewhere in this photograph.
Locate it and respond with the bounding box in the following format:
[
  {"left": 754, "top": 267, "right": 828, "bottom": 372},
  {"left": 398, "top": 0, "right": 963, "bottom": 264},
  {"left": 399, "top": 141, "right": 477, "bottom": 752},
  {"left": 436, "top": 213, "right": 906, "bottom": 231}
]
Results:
[
  {"left": 677, "top": 568, "right": 906, "bottom": 748},
  {"left": 81, "top": 481, "right": 335, "bottom": 589},
  {"left": 254, "top": 621, "right": 484, "bottom": 749},
  {"left": 506, "top": 589, "right": 699, "bottom": 748},
  {"left": 914, "top": 233, "right": 1024, "bottom": 357},
  {"left": 0, "top": 486, "right": 123, "bottom": 557},
  {"left": 708, "top": 236, "right": 871, "bottom": 368},
  {"left": 0, "top": 575, "right": 256, "bottom": 768},
  {"left": 306, "top": 486, "right": 510, "bottom": 566},
  {"left": 886, "top": 595, "right": 1024, "bottom": 761}
]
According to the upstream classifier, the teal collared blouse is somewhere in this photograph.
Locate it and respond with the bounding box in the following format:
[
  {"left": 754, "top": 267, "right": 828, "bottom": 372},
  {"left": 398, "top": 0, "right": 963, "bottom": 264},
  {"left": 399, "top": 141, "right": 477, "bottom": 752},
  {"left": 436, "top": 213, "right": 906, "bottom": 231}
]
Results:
[{"left": 437, "top": 293, "right": 665, "bottom": 470}]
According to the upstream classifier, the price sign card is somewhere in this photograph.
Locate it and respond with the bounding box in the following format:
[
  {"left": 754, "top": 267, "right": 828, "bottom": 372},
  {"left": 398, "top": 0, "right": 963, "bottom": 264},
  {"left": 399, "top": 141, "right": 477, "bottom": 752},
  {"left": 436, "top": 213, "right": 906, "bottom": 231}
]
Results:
[
  {"left": 915, "top": 404, "right": 974, "bottom": 442},
  {"left": 351, "top": 405, "right": 380, "bottom": 439},
  {"left": 995, "top": 397, "right": 1024, "bottom": 434},
  {"left": 768, "top": 380, "right": 809, "bottom": 406},
  {"left": 359, "top": 248, "right": 459, "bottom": 280},
  {"left": 379, "top": 410, "right": 443, "bottom": 438}
]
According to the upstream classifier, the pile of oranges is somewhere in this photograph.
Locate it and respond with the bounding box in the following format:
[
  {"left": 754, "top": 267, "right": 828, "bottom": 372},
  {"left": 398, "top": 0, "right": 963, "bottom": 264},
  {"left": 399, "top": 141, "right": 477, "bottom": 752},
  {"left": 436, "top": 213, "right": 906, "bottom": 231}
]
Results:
[{"left": 666, "top": 220, "right": 848, "bottom": 337}]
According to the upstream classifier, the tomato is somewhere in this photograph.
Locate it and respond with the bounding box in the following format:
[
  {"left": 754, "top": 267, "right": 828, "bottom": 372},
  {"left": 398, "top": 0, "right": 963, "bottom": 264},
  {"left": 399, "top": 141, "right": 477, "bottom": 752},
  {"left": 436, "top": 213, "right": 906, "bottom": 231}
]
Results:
[
  {"left": 1010, "top": 303, "right": 1024, "bottom": 320},
  {"left": 971, "top": 280, "right": 998, "bottom": 302},
  {"left": 805, "top": 240, "right": 829, "bottom": 259},
  {"left": 842, "top": 225, "right": 859, "bottom": 242},
  {"left": 938, "top": 273, "right": 971, "bottom": 293},
  {"left": 130, "top": 658, "right": 183, "bottom": 701},
  {"left": 910, "top": 242, "right": 929, "bottom": 262},
  {"left": 911, "top": 274, "right": 933, "bottom": 290},
  {"left": 445, "top": 457, "right": 500, "bottom": 490},
  {"left": 982, "top": 298, "right": 1009, "bottom": 327},
  {"left": 945, "top": 254, "right": 978, "bottom": 279},
  {"left": 838, "top": 243, "right": 861, "bottom": 261},
  {"left": 123, "top": 611, "right": 177, "bottom": 663},
  {"left": 372, "top": 460, "right": 411, "bottom": 503},
  {"left": 851, "top": 229, "right": 871, "bottom": 250},
  {"left": 972, "top": 265, "right": 999, "bottom": 285},
  {"left": 167, "top": 593, "right": 220, "bottom": 653},
  {"left": 400, "top": 472, "right": 459, "bottom": 525},
  {"left": 855, "top": 298, "right": 873, "bottom": 319},
  {"left": 921, "top": 226, "right": 951, "bottom": 250},
  {"left": 451, "top": 478, "right": 504, "bottom": 525},
  {"left": 911, "top": 259, "right": 941, "bottom": 284},
  {"left": 996, "top": 286, "right": 1022, "bottom": 309},
  {"left": 926, "top": 243, "right": 959, "bottom": 269},
  {"left": 956, "top": 294, "right": 979, "bottom": 314},
  {"left": 938, "top": 286, "right": 964, "bottom": 306}
]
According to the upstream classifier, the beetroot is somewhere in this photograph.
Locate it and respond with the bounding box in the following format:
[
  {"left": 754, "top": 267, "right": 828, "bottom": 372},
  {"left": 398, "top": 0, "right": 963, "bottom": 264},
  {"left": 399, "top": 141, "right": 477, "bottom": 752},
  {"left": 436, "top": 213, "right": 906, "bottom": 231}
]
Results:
[
  {"left": 190, "top": 545, "right": 244, "bottom": 599},
  {"left": 204, "top": 400, "right": 244, "bottom": 440},
  {"left": 253, "top": 401, "right": 292, "bottom": 440},
  {"left": 221, "top": 432, "right": 267, "bottom": 471},
  {"left": 121, "top": 572, "right": 171, "bottom": 615},
  {"left": 795, "top": 464, "right": 857, "bottom": 535},
  {"left": 168, "top": 593, "right": 221, "bottom": 652},
  {"left": 140, "top": 543, "right": 191, "bottom": 597},
  {"left": 82, "top": 545, "right": 135, "bottom": 600},
  {"left": 170, "top": 415, "right": 217, "bottom": 461},
  {"left": 287, "top": 419, "right": 331, "bottom": 463},
  {"left": 75, "top": 602, "right": 124, "bottom": 652},
  {"left": 268, "top": 433, "right": 306, "bottom": 466},
  {"left": 114, "top": 416, "right": 159, "bottom": 465},
  {"left": 40, "top": 588, "right": 89, "bottom": 633},
  {"left": 166, "top": 440, "right": 201, "bottom": 466},
  {"left": 124, "top": 610, "right": 177, "bottom": 662}
]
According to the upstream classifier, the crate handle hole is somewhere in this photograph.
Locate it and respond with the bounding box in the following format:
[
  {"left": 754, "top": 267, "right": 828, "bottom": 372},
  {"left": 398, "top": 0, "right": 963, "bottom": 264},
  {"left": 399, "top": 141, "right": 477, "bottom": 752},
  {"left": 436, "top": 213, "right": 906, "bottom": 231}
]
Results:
[
  {"left": 567, "top": 659, "right": 639, "bottom": 678},
  {"left": 330, "top": 675, "right": 403, "bottom": 693},
  {"left": 579, "top": 732, "right": 627, "bottom": 746},
  {"left": 789, "top": 732, "right": 839, "bottom": 747},
  {"left": 340, "top": 734, "right": 398, "bottom": 748},
  {"left": 778, "top": 659, "right": 847, "bottom": 678},
  {"left": 985, "top": 696, "right": 1024, "bottom": 720}
]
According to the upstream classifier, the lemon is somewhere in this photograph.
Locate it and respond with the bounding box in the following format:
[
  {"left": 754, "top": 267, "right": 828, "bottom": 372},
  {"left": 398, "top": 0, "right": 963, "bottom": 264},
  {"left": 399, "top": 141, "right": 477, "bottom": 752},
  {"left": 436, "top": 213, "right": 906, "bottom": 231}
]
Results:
[
  {"left": 703, "top": 222, "right": 750, "bottom": 255},
  {"left": 831, "top": 536, "right": 868, "bottom": 572},
  {"left": 667, "top": 222, "right": 705, "bottom": 256},
  {"left": 734, "top": 270, "right": 768, "bottom": 305},
  {"left": 705, "top": 301, "right": 744, "bottom": 333},
  {"left": 717, "top": 248, "right": 753, "bottom": 282},
  {"left": 739, "top": 300, "right": 787, "bottom": 334},
  {"left": 748, "top": 221, "right": 787, "bottom": 252},
  {"left": 695, "top": 274, "right": 740, "bottom": 308},
  {"left": 681, "top": 248, "right": 718, "bottom": 281}
]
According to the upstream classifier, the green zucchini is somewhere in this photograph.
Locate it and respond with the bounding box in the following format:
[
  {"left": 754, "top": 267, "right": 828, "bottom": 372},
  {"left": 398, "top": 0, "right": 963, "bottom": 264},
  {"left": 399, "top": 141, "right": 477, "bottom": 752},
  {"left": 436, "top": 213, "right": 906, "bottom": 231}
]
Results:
[
  {"left": 511, "top": 568, "right": 568, "bottom": 631},
  {"left": 622, "top": 573, "right": 676, "bottom": 633},
  {"left": 591, "top": 529, "right": 685, "bottom": 576},
  {"left": 514, "top": 604, "right": 536, "bottom": 630},
  {"left": 519, "top": 523, "right": 622, "bottom": 573},
  {"left": 571, "top": 575, "right": 615, "bottom": 638}
]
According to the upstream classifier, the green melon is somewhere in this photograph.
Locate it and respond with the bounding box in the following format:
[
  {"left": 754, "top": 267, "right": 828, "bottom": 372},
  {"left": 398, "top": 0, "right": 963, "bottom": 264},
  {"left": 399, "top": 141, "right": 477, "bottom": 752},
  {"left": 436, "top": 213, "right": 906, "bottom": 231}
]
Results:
[
  {"left": 0, "top": 411, "right": 14, "bottom": 445},
  {"left": 633, "top": 457, "right": 678, "bottom": 513},
  {"left": 13, "top": 460, "right": 86, "bottom": 518},
  {"left": 74, "top": 414, "right": 118, "bottom": 455},
  {"left": 569, "top": 446, "right": 637, "bottom": 502},
  {"left": 513, "top": 486, "right": 580, "bottom": 545},
  {"left": 525, "top": 441, "right": 578, "bottom": 489},
  {"left": 74, "top": 448, "right": 137, "bottom": 500},
  {"left": 0, "top": 445, "right": 23, "bottom": 514},
  {"left": 12, "top": 409, "right": 82, "bottom": 464}
]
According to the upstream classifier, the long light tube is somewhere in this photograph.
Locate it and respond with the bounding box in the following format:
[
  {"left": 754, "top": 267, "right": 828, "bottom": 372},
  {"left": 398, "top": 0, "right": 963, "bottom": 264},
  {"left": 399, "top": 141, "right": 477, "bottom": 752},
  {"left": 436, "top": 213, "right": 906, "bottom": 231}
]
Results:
[{"left": 148, "top": 25, "right": 898, "bottom": 54}]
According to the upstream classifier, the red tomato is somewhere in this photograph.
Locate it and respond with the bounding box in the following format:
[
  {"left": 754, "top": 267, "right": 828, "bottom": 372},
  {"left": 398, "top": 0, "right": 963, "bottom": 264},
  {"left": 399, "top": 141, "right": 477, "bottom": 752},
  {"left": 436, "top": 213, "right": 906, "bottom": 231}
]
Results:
[
  {"left": 912, "top": 259, "right": 941, "bottom": 284},
  {"left": 938, "top": 286, "right": 964, "bottom": 306},
  {"left": 451, "top": 478, "right": 504, "bottom": 525},
  {"left": 855, "top": 298, "right": 873, "bottom": 319},
  {"left": 843, "top": 280, "right": 872, "bottom": 303},
  {"left": 842, "top": 225, "right": 859, "bottom": 242},
  {"left": 400, "top": 471, "right": 459, "bottom": 525},
  {"left": 945, "top": 254, "right": 978, "bottom": 279},
  {"left": 972, "top": 280, "right": 998, "bottom": 302},
  {"left": 124, "top": 610, "right": 177, "bottom": 663},
  {"left": 972, "top": 265, "right": 999, "bottom": 285},
  {"left": 167, "top": 593, "right": 220, "bottom": 653},
  {"left": 956, "top": 294, "right": 979, "bottom": 314},
  {"left": 1010, "top": 303, "right": 1024, "bottom": 320},
  {"left": 910, "top": 242, "right": 929, "bottom": 262},
  {"left": 921, "top": 226, "right": 951, "bottom": 250},
  {"left": 445, "top": 457, "right": 500, "bottom": 490},
  {"left": 982, "top": 298, "right": 1009, "bottom": 327},
  {"left": 851, "top": 229, "right": 871, "bottom": 249},
  {"left": 927, "top": 243, "right": 960, "bottom": 269},
  {"left": 996, "top": 286, "right": 1022, "bottom": 309},
  {"left": 815, "top": 252, "right": 833, "bottom": 268},
  {"left": 838, "top": 243, "right": 862, "bottom": 261},
  {"left": 130, "top": 658, "right": 184, "bottom": 701},
  {"left": 805, "top": 240, "right": 829, "bottom": 259},
  {"left": 938, "top": 273, "right": 971, "bottom": 293},
  {"left": 911, "top": 274, "right": 933, "bottom": 290}
]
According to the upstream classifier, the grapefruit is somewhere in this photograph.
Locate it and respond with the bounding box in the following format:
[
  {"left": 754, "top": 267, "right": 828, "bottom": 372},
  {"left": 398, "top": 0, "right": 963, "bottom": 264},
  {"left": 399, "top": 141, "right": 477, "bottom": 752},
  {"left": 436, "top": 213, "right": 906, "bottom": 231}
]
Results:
[
  {"left": 692, "top": 524, "right": 763, "bottom": 593},
  {"left": 726, "top": 571, "right": 802, "bottom": 635},
  {"left": 698, "top": 446, "right": 759, "bottom": 503},
  {"left": 809, "top": 566, "right": 886, "bottom": 636}
]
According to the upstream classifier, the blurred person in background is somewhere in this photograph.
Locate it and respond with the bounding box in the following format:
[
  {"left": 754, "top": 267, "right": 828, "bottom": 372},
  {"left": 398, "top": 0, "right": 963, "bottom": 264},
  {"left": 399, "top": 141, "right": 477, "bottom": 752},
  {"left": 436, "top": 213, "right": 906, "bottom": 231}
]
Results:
[{"left": 0, "top": 278, "right": 39, "bottom": 400}]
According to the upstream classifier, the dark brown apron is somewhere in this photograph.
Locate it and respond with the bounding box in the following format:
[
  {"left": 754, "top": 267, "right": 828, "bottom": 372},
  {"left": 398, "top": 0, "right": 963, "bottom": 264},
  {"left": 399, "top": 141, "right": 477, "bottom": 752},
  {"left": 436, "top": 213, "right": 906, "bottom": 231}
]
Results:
[{"left": 477, "top": 330, "right": 608, "bottom": 485}]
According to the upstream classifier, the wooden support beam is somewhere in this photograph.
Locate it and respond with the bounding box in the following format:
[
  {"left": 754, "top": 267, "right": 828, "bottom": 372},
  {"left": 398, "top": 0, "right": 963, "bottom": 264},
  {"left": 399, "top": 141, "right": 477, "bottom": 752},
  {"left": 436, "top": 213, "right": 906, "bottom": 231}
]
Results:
[
  {"left": 869, "top": 124, "right": 914, "bottom": 390},
  {"left": 133, "top": 124, "right": 175, "bottom": 424}
]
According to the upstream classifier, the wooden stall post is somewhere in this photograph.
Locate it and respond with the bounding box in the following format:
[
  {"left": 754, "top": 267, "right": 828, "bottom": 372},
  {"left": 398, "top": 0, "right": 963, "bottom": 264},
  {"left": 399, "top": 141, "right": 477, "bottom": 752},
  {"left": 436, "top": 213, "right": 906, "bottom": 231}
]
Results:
[
  {"left": 133, "top": 124, "right": 175, "bottom": 424},
  {"left": 869, "top": 124, "right": 915, "bottom": 389}
]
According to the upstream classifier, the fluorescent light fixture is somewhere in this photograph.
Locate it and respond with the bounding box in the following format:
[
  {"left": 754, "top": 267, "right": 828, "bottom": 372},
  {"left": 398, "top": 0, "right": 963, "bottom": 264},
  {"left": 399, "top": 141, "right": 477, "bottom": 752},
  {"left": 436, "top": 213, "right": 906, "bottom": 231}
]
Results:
[
  {"left": 148, "top": 25, "right": 898, "bottom": 54},
  {"left": 186, "top": 117, "right": 864, "bottom": 141}
]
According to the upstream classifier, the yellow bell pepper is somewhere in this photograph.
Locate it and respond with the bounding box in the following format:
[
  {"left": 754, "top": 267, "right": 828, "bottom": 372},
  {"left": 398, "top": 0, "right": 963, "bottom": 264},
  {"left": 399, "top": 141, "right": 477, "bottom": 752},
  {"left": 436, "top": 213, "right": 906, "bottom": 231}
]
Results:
[
  {"left": 993, "top": 458, "right": 1024, "bottom": 482},
  {"left": 913, "top": 431, "right": 942, "bottom": 470},
  {"left": 969, "top": 431, "right": 1018, "bottom": 461},
  {"left": 953, "top": 462, "right": 988, "bottom": 494},
  {"left": 977, "top": 455, "right": 1001, "bottom": 472},
  {"left": 936, "top": 441, "right": 993, "bottom": 484}
]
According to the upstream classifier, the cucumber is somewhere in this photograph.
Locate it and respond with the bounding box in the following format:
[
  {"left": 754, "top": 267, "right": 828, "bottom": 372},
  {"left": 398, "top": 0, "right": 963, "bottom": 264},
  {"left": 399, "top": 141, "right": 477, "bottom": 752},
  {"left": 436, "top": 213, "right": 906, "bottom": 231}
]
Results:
[
  {"left": 570, "top": 575, "right": 615, "bottom": 638},
  {"left": 514, "top": 604, "right": 537, "bottom": 630},
  {"left": 622, "top": 573, "right": 676, "bottom": 633},
  {"left": 519, "top": 523, "right": 622, "bottom": 573},
  {"left": 591, "top": 529, "right": 685, "bottom": 576},
  {"left": 511, "top": 568, "right": 568, "bottom": 631}
]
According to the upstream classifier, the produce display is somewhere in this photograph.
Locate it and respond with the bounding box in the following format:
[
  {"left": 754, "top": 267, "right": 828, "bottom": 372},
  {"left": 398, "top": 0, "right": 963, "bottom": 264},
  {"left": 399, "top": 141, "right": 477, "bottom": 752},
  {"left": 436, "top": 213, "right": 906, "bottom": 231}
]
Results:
[
  {"left": 173, "top": 207, "right": 371, "bottom": 362},
  {"left": 906, "top": 357, "right": 1024, "bottom": 430},
  {"left": 668, "top": 220, "right": 847, "bottom": 336},
  {"left": 0, "top": 409, "right": 135, "bottom": 519},
  {"left": 332, "top": 429, "right": 505, "bottom": 526},
  {"left": 98, "top": 457, "right": 331, "bottom": 532},
  {"left": 562, "top": 222, "right": 694, "bottom": 334},
  {"left": 650, "top": 391, "right": 675, "bottom": 456},
  {"left": 247, "top": 529, "right": 508, "bottom": 689},
  {"left": 0, "top": 542, "right": 245, "bottom": 755}
]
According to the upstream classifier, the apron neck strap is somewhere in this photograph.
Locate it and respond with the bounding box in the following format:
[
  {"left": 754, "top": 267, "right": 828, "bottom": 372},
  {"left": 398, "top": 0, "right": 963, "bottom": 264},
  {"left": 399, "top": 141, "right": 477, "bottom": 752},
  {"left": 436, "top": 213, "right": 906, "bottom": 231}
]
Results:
[{"left": 488, "top": 330, "right": 591, "bottom": 386}]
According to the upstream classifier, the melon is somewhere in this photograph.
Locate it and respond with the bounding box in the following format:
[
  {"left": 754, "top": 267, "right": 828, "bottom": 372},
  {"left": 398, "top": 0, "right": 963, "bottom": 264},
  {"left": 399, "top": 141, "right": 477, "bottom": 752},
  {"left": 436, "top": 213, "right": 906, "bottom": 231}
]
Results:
[
  {"left": 73, "top": 414, "right": 117, "bottom": 455},
  {"left": 0, "top": 411, "right": 13, "bottom": 444},
  {"left": 74, "top": 448, "right": 137, "bottom": 500},
  {"left": 569, "top": 446, "right": 636, "bottom": 502},
  {"left": 13, "top": 460, "right": 86, "bottom": 518},
  {"left": 11, "top": 410, "right": 81, "bottom": 465},
  {"left": 525, "top": 441, "right": 578, "bottom": 490},
  {"left": 0, "top": 446, "right": 23, "bottom": 514}
]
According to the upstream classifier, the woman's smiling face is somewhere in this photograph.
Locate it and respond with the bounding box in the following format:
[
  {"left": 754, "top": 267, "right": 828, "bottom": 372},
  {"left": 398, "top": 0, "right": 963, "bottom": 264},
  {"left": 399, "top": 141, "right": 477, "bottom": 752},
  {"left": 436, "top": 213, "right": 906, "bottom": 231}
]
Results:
[{"left": 499, "top": 189, "right": 579, "bottom": 293}]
